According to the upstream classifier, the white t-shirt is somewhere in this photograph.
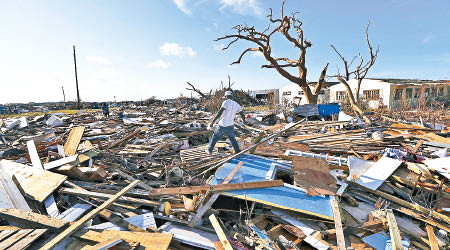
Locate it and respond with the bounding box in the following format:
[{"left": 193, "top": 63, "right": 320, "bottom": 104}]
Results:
[{"left": 218, "top": 99, "right": 242, "bottom": 127}]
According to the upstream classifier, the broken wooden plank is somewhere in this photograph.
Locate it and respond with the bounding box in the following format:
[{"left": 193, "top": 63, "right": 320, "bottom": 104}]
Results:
[
  {"left": 330, "top": 196, "right": 346, "bottom": 250},
  {"left": 26, "top": 140, "right": 43, "bottom": 169},
  {"left": 412, "top": 139, "right": 424, "bottom": 153},
  {"left": 209, "top": 214, "right": 233, "bottom": 250},
  {"left": 52, "top": 164, "right": 89, "bottom": 180},
  {"left": 0, "top": 229, "right": 34, "bottom": 249},
  {"left": 96, "top": 209, "right": 146, "bottom": 232},
  {"left": 73, "top": 229, "right": 172, "bottom": 250},
  {"left": 0, "top": 230, "right": 18, "bottom": 241},
  {"left": 8, "top": 229, "right": 47, "bottom": 250},
  {"left": 425, "top": 224, "right": 439, "bottom": 250},
  {"left": 40, "top": 180, "right": 140, "bottom": 250},
  {"left": 150, "top": 180, "right": 284, "bottom": 196},
  {"left": 0, "top": 208, "right": 68, "bottom": 231},
  {"left": 59, "top": 187, "right": 160, "bottom": 206},
  {"left": 108, "top": 128, "right": 141, "bottom": 149},
  {"left": 43, "top": 154, "right": 78, "bottom": 170},
  {"left": 386, "top": 209, "right": 403, "bottom": 250},
  {"left": 64, "top": 126, "right": 85, "bottom": 156},
  {"left": 116, "top": 168, "right": 152, "bottom": 191}
]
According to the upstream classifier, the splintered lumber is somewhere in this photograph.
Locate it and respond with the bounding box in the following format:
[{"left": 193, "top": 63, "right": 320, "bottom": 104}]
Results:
[
  {"left": 97, "top": 209, "right": 146, "bottom": 232},
  {"left": 351, "top": 183, "right": 450, "bottom": 225},
  {"left": 425, "top": 225, "right": 439, "bottom": 250},
  {"left": 43, "top": 154, "right": 78, "bottom": 170},
  {"left": 386, "top": 209, "right": 403, "bottom": 250},
  {"left": 52, "top": 165, "right": 89, "bottom": 180},
  {"left": 64, "top": 126, "right": 85, "bottom": 156},
  {"left": 73, "top": 230, "right": 172, "bottom": 250},
  {"left": 7, "top": 229, "right": 47, "bottom": 250},
  {"left": 26, "top": 140, "right": 43, "bottom": 169},
  {"left": 189, "top": 162, "right": 244, "bottom": 227},
  {"left": 0, "top": 229, "right": 34, "bottom": 250},
  {"left": 0, "top": 208, "right": 68, "bottom": 231},
  {"left": 59, "top": 187, "right": 160, "bottom": 206},
  {"left": 116, "top": 168, "right": 152, "bottom": 191},
  {"left": 108, "top": 128, "right": 142, "bottom": 149},
  {"left": 330, "top": 196, "right": 346, "bottom": 250},
  {"left": 40, "top": 180, "right": 140, "bottom": 250},
  {"left": 209, "top": 214, "right": 233, "bottom": 250},
  {"left": 149, "top": 180, "right": 284, "bottom": 196}
]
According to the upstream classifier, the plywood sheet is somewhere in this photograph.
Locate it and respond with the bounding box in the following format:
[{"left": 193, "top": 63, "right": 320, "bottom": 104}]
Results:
[
  {"left": 0, "top": 162, "right": 30, "bottom": 210},
  {"left": 64, "top": 126, "right": 85, "bottom": 156},
  {"left": 0, "top": 160, "right": 66, "bottom": 203}
]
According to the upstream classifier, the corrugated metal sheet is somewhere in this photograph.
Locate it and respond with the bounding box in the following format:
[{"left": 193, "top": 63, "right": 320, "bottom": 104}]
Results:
[{"left": 210, "top": 154, "right": 334, "bottom": 220}]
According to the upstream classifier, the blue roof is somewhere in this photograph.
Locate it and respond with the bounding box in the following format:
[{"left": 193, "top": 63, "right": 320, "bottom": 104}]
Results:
[{"left": 210, "top": 154, "right": 334, "bottom": 220}]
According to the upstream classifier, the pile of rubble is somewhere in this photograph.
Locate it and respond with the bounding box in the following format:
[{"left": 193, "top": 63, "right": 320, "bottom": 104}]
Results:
[{"left": 0, "top": 103, "right": 449, "bottom": 250}]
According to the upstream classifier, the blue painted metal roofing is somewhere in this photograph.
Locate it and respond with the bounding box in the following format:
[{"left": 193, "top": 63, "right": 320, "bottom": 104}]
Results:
[{"left": 210, "top": 154, "right": 334, "bottom": 220}]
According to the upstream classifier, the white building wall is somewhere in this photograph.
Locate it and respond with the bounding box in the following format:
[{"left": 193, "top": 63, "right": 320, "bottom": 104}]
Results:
[
  {"left": 328, "top": 79, "right": 392, "bottom": 108},
  {"left": 279, "top": 83, "right": 328, "bottom": 105}
]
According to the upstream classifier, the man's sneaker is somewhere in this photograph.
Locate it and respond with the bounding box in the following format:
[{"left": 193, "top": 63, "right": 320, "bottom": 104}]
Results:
[{"left": 205, "top": 148, "right": 212, "bottom": 155}]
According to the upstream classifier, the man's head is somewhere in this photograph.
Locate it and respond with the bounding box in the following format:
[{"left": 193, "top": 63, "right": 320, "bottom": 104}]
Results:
[{"left": 224, "top": 91, "right": 233, "bottom": 99}]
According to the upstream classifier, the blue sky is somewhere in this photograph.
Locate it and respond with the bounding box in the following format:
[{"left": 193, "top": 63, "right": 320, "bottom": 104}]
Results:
[{"left": 1, "top": 0, "right": 449, "bottom": 103}]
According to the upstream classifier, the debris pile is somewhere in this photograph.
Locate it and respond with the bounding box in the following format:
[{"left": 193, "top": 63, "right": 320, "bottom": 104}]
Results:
[{"left": 0, "top": 103, "right": 449, "bottom": 250}]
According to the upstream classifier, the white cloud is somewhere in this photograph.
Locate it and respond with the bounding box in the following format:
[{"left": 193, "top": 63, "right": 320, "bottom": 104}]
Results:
[
  {"left": 86, "top": 56, "right": 111, "bottom": 65},
  {"left": 147, "top": 60, "right": 171, "bottom": 69},
  {"left": 173, "top": 0, "right": 192, "bottom": 15},
  {"left": 422, "top": 35, "right": 435, "bottom": 44},
  {"left": 160, "top": 42, "right": 196, "bottom": 57},
  {"left": 213, "top": 43, "right": 225, "bottom": 51},
  {"left": 219, "top": 0, "right": 263, "bottom": 16},
  {"left": 251, "top": 51, "right": 264, "bottom": 57}
]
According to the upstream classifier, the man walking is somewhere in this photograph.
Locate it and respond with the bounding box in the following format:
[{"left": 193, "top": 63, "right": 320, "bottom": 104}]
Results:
[
  {"left": 102, "top": 102, "right": 110, "bottom": 118},
  {"left": 208, "top": 91, "right": 246, "bottom": 154}
]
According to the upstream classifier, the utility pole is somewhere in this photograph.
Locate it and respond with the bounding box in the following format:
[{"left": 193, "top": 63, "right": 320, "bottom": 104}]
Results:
[
  {"left": 73, "top": 45, "right": 81, "bottom": 110},
  {"left": 61, "top": 86, "right": 66, "bottom": 108}
]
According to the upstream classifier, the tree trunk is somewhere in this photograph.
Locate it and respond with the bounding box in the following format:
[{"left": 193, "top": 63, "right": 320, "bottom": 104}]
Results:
[
  {"left": 304, "top": 86, "right": 317, "bottom": 104},
  {"left": 337, "top": 76, "right": 371, "bottom": 124},
  {"left": 356, "top": 80, "right": 362, "bottom": 104}
]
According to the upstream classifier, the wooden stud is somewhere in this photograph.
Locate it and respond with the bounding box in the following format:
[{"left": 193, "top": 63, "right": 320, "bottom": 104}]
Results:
[
  {"left": 209, "top": 214, "right": 233, "bottom": 250},
  {"left": 149, "top": 180, "right": 283, "bottom": 196},
  {"left": 26, "top": 140, "right": 43, "bottom": 169},
  {"left": 425, "top": 224, "right": 439, "bottom": 250},
  {"left": 330, "top": 196, "right": 346, "bottom": 250},
  {"left": 386, "top": 209, "right": 403, "bottom": 250},
  {"left": 0, "top": 208, "right": 68, "bottom": 231}
]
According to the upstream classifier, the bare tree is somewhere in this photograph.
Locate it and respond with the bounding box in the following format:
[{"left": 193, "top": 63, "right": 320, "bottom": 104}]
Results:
[
  {"left": 330, "top": 22, "right": 379, "bottom": 123},
  {"left": 220, "top": 74, "right": 235, "bottom": 90},
  {"left": 186, "top": 82, "right": 206, "bottom": 98},
  {"left": 215, "top": 1, "right": 329, "bottom": 104}
]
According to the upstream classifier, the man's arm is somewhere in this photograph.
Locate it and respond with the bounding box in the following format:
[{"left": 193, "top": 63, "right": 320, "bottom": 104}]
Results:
[
  {"left": 239, "top": 111, "right": 246, "bottom": 125},
  {"left": 210, "top": 107, "right": 225, "bottom": 125}
]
